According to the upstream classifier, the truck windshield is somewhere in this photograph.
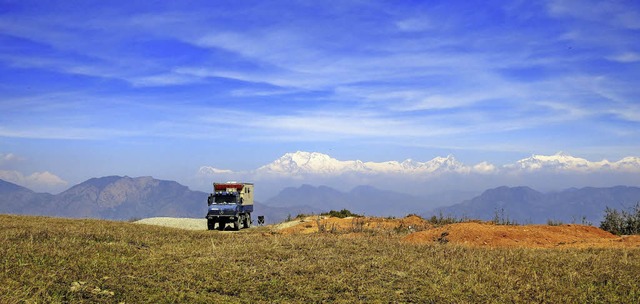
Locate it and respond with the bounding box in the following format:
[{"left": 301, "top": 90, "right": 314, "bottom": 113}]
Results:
[{"left": 214, "top": 194, "right": 237, "bottom": 204}]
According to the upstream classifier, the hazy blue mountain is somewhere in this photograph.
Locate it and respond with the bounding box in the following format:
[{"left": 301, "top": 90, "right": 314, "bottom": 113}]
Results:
[
  {"left": 427, "top": 186, "right": 640, "bottom": 224},
  {"left": 253, "top": 202, "right": 320, "bottom": 224},
  {"left": 52, "top": 176, "right": 207, "bottom": 220},
  {"left": 0, "top": 179, "right": 53, "bottom": 215},
  {"left": 265, "top": 184, "right": 348, "bottom": 210},
  {"left": 264, "top": 184, "right": 428, "bottom": 217}
]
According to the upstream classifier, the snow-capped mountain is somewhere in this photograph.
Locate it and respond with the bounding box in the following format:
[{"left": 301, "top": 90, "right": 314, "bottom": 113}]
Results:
[
  {"left": 197, "top": 166, "right": 233, "bottom": 175},
  {"left": 255, "top": 151, "right": 476, "bottom": 176},
  {"left": 256, "top": 151, "right": 367, "bottom": 175},
  {"left": 507, "top": 152, "right": 597, "bottom": 171},
  {"left": 506, "top": 152, "right": 640, "bottom": 172},
  {"left": 362, "top": 155, "right": 470, "bottom": 174},
  {"left": 199, "top": 151, "right": 640, "bottom": 177},
  {"left": 614, "top": 157, "right": 640, "bottom": 172}
]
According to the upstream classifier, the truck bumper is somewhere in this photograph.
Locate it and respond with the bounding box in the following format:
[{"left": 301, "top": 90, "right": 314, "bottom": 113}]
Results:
[{"left": 206, "top": 215, "right": 237, "bottom": 220}]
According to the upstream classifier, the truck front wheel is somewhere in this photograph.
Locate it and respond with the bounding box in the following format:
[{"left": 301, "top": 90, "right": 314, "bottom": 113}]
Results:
[{"left": 207, "top": 219, "right": 215, "bottom": 230}]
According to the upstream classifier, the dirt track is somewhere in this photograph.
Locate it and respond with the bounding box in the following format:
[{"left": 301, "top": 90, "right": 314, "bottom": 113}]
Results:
[{"left": 135, "top": 217, "right": 207, "bottom": 230}]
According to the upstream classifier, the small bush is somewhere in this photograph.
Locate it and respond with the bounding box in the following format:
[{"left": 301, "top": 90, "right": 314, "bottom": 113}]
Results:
[
  {"left": 427, "top": 212, "right": 463, "bottom": 226},
  {"left": 493, "top": 208, "right": 518, "bottom": 226},
  {"left": 295, "top": 213, "right": 311, "bottom": 219},
  {"left": 321, "top": 209, "right": 362, "bottom": 218},
  {"left": 547, "top": 219, "right": 564, "bottom": 226},
  {"left": 600, "top": 202, "right": 640, "bottom": 235}
]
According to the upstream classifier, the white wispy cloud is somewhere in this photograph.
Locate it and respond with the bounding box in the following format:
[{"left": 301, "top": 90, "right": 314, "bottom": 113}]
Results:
[
  {"left": 0, "top": 170, "right": 68, "bottom": 192},
  {"left": 0, "top": 126, "right": 141, "bottom": 140},
  {"left": 547, "top": 0, "right": 640, "bottom": 29},
  {"left": 395, "top": 17, "right": 434, "bottom": 32},
  {"left": 129, "top": 73, "right": 204, "bottom": 87},
  {"left": 607, "top": 52, "right": 640, "bottom": 63},
  {"left": 0, "top": 153, "right": 23, "bottom": 165}
]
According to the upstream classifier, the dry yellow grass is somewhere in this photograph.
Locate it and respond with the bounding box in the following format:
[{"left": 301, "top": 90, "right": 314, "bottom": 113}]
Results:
[
  {"left": 2, "top": 214, "right": 640, "bottom": 303},
  {"left": 278, "top": 215, "right": 431, "bottom": 234}
]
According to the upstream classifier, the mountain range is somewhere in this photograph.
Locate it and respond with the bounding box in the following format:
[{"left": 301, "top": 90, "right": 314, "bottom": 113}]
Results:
[
  {"left": 427, "top": 186, "right": 640, "bottom": 224},
  {"left": 0, "top": 176, "right": 205, "bottom": 220},
  {"left": 201, "top": 151, "right": 640, "bottom": 176},
  {"left": 2, "top": 175, "right": 640, "bottom": 225},
  {"left": 264, "top": 184, "right": 427, "bottom": 217}
]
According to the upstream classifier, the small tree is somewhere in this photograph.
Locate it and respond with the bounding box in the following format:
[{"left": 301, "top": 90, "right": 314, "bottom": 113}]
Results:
[
  {"left": 600, "top": 207, "right": 624, "bottom": 235},
  {"left": 624, "top": 203, "right": 640, "bottom": 234}
]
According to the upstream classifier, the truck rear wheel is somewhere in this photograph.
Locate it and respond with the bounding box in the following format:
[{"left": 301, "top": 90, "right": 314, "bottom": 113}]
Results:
[
  {"left": 218, "top": 220, "right": 226, "bottom": 231},
  {"left": 234, "top": 216, "right": 242, "bottom": 231},
  {"left": 243, "top": 213, "right": 251, "bottom": 229}
]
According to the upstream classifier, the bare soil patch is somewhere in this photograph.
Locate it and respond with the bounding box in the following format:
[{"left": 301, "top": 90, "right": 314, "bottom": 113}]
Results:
[{"left": 402, "top": 222, "right": 640, "bottom": 248}]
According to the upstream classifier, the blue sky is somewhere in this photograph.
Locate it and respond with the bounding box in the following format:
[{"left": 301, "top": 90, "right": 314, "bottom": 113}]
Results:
[{"left": 1, "top": 0, "right": 639, "bottom": 192}]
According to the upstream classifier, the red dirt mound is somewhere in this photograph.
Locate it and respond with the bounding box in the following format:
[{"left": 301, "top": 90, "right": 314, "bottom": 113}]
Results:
[{"left": 402, "top": 222, "right": 640, "bottom": 248}]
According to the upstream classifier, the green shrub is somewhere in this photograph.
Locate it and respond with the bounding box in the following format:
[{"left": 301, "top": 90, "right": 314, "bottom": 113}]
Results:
[
  {"left": 493, "top": 208, "right": 518, "bottom": 226},
  {"left": 427, "top": 212, "right": 463, "bottom": 226},
  {"left": 547, "top": 219, "right": 564, "bottom": 226},
  {"left": 321, "top": 209, "right": 362, "bottom": 218}
]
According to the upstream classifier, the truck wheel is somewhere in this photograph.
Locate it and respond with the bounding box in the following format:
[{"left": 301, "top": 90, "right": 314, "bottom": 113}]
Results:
[
  {"left": 207, "top": 219, "right": 215, "bottom": 230},
  {"left": 234, "top": 216, "right": 242, "bottom": 231},
  {"left": 218, "top": 220, "right": 226, "bottom": 231},
  {"left": 244, "top": 213, "right": 251, "bottom": 228}
]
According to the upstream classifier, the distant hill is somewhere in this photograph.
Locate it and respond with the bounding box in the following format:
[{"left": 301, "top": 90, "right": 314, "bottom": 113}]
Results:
[
  {"left": 51, "top": 176, "right": 207, "bottom": 219},
  {"left": 427, "top": 186, "right": 640, "bottom": 224},
  {"left": 0, "top": 179, "right": 53, "bottom": 215},
  {"left": 264, "top": 184, "right": 428, "bottom": 217},
  {"left": 0, "top": 177, "right": 308, "bottom": 223}
]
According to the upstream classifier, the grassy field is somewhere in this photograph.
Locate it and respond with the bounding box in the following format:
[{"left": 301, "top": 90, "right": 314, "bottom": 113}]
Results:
[{"left": 2, "top": 214, "right": 640, "bottom": 303}]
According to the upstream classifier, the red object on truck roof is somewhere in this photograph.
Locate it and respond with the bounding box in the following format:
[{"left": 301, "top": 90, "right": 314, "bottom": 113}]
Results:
[{"left": 214, "top": 183, "right": 244, "bottom": 191}]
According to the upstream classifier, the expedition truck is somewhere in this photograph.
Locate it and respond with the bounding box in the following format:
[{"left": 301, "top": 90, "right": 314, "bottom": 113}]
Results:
[{"left": 206, "top": 182, "right": 254, "bottom": 230}]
